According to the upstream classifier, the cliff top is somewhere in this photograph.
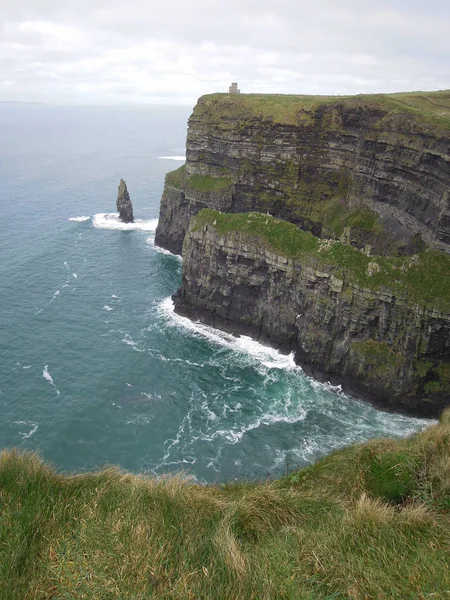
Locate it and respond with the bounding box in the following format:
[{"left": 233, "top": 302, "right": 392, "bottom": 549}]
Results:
[
  {"left": 193, "top": 89, "right": 450, "bottom": 127},
  {"left": 2, "top": 411, "right": 449, "bottom": 598},
  {"left": 193, "top": 209, "right": 450, "bottom": 313}
]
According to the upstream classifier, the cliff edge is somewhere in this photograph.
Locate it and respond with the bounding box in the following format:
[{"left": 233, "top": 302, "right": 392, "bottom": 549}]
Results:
[{"left": 156, "top": 91, "right": 450, "bottom": 256}]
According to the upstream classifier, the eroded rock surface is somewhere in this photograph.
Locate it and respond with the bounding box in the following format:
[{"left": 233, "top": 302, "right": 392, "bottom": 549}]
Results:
[
  {"left": 117, "top": 179, "right": 134, "bottom": 223},
  {"left": 156, "top": 94, "right": 450, "bottom": 256},
  {"left": 174, "top": 214, "right": 450, "bottom": 417}
]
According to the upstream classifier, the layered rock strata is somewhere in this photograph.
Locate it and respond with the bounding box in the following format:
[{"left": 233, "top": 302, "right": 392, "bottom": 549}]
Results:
[
  {"left": 117, "top": 179, "right": 134, "bottom": 223},
  {"left": 173, "top": 210, "right": 450, "bottom": 417},
  {"left": 157, "top": 93, "right": 450, "bottom": 416},
  {"left": 156, "top": 93, "right": 450, "bottom": 256}
]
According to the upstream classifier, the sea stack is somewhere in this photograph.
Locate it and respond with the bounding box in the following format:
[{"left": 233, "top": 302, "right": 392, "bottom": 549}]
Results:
[{"left": 116, "top": 179, "right": 134, "bottom": 223}]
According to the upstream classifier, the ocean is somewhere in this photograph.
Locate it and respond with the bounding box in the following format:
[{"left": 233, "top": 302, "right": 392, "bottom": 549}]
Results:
[{"left": 0, "top": 104, "right": 431, "bottom": 483}]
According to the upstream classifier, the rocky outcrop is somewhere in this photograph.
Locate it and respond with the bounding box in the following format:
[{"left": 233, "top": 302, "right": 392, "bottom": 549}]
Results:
[
  {"left": 156, "top": 93, "right": 450, "bottom": 256},
  {"left": 117, "top": 179, "right": 134, "bottom": 223},
  {"left": 173, "top": 211, "right": 450, "bottom": 417}
]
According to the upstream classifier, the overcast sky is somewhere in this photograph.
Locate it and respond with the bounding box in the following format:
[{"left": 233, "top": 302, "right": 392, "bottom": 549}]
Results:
[{"left": 1, "top": 0, "right": 449, "bottom": 105}]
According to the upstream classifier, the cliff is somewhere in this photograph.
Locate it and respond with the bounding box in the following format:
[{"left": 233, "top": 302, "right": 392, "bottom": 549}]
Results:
[
  {"left": 155, "top": 91, "right": 450, "bottom": 256},
  {"left": 156, "top": 91, "right": 450, "bottom": 416},
  {"left": 174, "top": 210, "right": 450, "bottom": 417}
]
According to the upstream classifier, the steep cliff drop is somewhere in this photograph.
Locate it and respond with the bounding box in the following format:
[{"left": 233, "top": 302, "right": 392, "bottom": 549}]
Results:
[
  {"left": 117, "top": 179, "right": 134, "bottom": 223},
  {"left": 173, "top": 210, "right": 450, "bottom": 417},
  {"left": 157, "top": 91, "right": 450, "bottom": 417}
]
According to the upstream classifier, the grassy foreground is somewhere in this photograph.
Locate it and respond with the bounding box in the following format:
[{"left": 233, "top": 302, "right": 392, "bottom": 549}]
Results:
[{"left": 1, "top": 412, "right": 449, "bottom": 599}]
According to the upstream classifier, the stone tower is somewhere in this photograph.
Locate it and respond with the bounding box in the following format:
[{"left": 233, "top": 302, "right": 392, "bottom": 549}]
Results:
[{"left": 228, "top": 82, "right": 241, "bottom": 94}]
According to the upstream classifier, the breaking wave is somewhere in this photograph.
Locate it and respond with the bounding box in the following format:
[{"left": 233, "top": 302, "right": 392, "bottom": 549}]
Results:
[
  {"left": 158, "top": 155, "right": 186, "bottom": 161},
  {"left": 158, "top": 297, "right": 298, "bottom": 372},
  {"left": 92, "top": 213, "right": 158, "bottom": 231},
  {"left": 68, "top": 216, "right": 90, "bottom": 222}
]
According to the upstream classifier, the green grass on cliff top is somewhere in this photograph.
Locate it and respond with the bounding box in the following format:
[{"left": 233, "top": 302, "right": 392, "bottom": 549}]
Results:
[
  {"left": 194, "top": 209, "right": 450, "bottom": 313},
  {"left": 193, "top": 90, "right": 450, "bottom": 127},
  {"left": 165, "top": 166, "right": 232, "bottom": 192},
  {"left": 1, "top": 411, "right": 449, "bottom": 599}
]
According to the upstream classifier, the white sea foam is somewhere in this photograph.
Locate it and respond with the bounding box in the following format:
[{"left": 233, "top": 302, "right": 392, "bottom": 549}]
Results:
[
  {"left": 126, "top": 415, "right": 153, "bottom": 425},
  {"left": 111, "top": 294, "right": 119, "bottom": 299},
  {"left": 155, "top": 244, "right": 183, "bottom": 260},
  {"left": 145, "top": 235, "right": 182, "bottom": 260},
  {"left": 43, "top": 365, "right": 54, "bottom": 385},
  {"left": 53, "top": 290, "right": 60, "bottom": 298},
  {"left": 22, "top": 365, "right": 31, "bottom": 369},
  {"left": 73, "top": 273, "right": 78, "bottom": 278},
  {"left": 69, "top": 216, "right": 90, "bottom": 222},
  {"left": 93, "top": 213, "right": 158, "bottom": 231},
  {"left": 158, "top": 297, "right": 298, "bottom": 371},
  {"left": 103, "top": 305, "right": 113, "bottom": 311},
  {"left": 206, "top": 404, "right": 308, "bottom": 444},
  {"left": 140, "top": 392, "right": 161, "bottom": 401},
  {"left": 200, "top": 399, "right": 219, "bottom": 422},
  {"left": 43, "top": 365, "right": 60, "bottom": 395},
  {"left": 122, "top": 334, "right": 145, "bottom": 352},
  {"left": 158, "top": 155, "right": 186, "bottom": 161},
  {"left": 309, "top": 378, "right": 343, "bottom": 395},
  {"left": 14, "top": 421, "right": 39, "bottom": 440}
]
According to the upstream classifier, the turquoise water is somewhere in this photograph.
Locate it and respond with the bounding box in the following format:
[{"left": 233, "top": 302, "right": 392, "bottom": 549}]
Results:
[{"left": 0, "top": 104, "right": 431, "bottom": 483}]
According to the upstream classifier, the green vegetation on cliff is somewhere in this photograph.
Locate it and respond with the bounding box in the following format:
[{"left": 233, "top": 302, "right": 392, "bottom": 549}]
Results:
[
  {"left": 165, "top": 165, "right": 233, "bottom": 193},
  {"left": 188, "top": 173, "right": 233, "bottom": 192},
  {"left": 193, "top": 90, "right": 450, "bottom": 127},
  {"left": 193, "top": 209, "right": 450, "bottom": 312},
  {"left": 165, "top": 164, "right": 187, "bottom": 189},
  {"left": 1, "top": 413, "right": 449, "bottom": 599}
]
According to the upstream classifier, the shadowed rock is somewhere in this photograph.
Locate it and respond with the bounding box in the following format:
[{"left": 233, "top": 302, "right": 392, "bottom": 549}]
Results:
[{"left": 117, "top": 179, "right": 134, "bottom": 223}]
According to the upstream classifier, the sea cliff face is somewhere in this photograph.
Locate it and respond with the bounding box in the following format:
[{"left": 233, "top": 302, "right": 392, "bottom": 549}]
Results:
[
  {"left": 173, "top": 211, "right": 450, "bottom": 417},
  {"left": 156, "top": 92, "right": 450, "bottom": 416},
  {"left": 155, "top": 93, "right": 450, "bottom": 256}
]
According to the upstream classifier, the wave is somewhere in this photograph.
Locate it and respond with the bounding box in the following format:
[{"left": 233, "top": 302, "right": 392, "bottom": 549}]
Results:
[
  {"left": 122, "top": 333, "right": 145, "bottom": 352},
  {"left": 151, "top": 242, "right": 182, "bottom": 260},
  {"left": 43, "top": 365, "right": 60, "bottom": 396},
  {"left": 103, "top": 305, "right": 113, "bottom": 311},
  {"left": 158, "top": 297, "right": 298, "bottom": 372},
  {"left": 69, "top": 216, "right": 90, "bottom": 222},
  {"left": 92, "top": 213, "right": 158, "bottom": 231},
  {"left": 14, "top": 421, "right": 39, "bottom": 440},
  {"left": 158, "top": 156, "right": 186, "bottom": 161},
  {"left": 207, "top": 404, "right": 308, "bottom": 444},
  {"left": 145, "top": 235, "right": 182, "bottom": 260}
]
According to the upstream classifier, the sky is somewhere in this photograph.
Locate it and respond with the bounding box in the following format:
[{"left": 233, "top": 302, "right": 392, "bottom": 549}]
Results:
[{"left": 1, "top": 0, "right": 449, "bottom": 105}]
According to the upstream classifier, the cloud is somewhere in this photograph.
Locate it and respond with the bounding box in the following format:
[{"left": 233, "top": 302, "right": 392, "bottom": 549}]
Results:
[{"left": 0, "top": 0, "right": 449, "bottom": 104}]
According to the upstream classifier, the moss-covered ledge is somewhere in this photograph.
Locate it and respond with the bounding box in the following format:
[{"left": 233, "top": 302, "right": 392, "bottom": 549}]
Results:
[{"left": 193, "top": 209, "right": 450, "bottom": 314}]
